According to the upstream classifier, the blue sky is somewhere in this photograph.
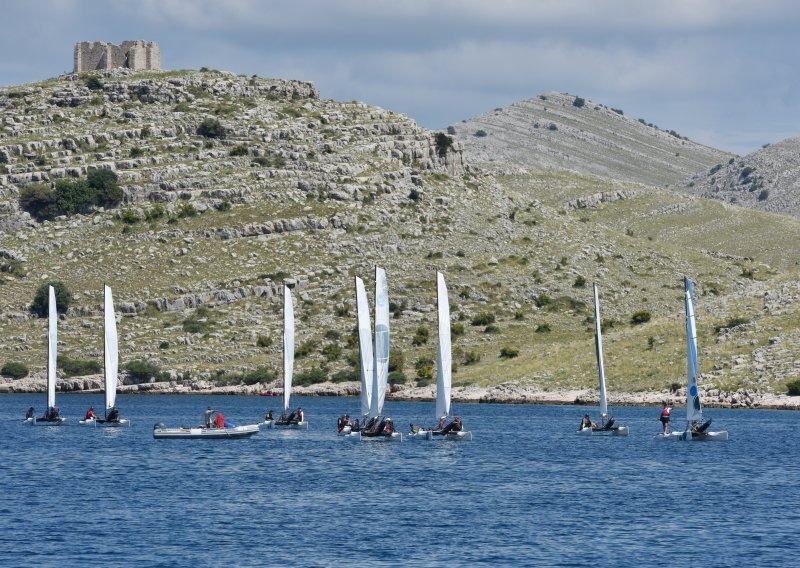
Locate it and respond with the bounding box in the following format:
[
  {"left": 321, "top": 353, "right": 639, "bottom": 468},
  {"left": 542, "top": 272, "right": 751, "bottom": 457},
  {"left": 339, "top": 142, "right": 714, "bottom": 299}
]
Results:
[{"left": 2, "top": 0, "right": 798, "bottom": 155}]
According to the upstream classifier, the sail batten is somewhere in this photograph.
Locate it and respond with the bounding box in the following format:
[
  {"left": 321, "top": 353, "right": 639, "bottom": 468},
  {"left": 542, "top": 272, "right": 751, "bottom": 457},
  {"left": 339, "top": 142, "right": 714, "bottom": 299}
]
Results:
[
  {"left": 684, "top": 277, "right": 704, "bottom": 423},
  {"left": 593, "top": 284, "right": 608, "bottom": 418},
  {"left": 103, "top": 285, "right": 119, "bottom": 411},
  {"left": 283, "top": 285, "right": 294, "bottom": 414},
  {"left": 435, "top": 272, "right": 452, "bottom": 420},
  {"left": 370, "top": 267, "right": 389, "bottom": 418},
  {"left": 355, "top": 277, "right": 374, "bottom": 418},
  {"left": 47, "top": 286, "right": 57, "bottom": 409}
]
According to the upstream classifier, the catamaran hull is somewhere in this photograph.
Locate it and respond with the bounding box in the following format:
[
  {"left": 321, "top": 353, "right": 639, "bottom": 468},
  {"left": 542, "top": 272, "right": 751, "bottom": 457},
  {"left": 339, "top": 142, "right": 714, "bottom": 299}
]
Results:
[
  {"left": 153, "top": 424, "right": 260, "bottom": 439},
  {"left": 679, "top": 430, "right": 729, "bottom": 442},
  {"left": 578, "top": 426, "right": 629, "bottom": 436},
  {"left": 426, "top": 430, "right": 472, "bottom": 441},
  {"left": 267, "top": 421, "right": 309, "bottom": 430},
  {"left": 79, "top": 418, "right": 131, "bottom": 427},
  {"left": 30, "top": 417, "right": 67, "bottom": 426},
  {"left": 360, "top": 432, "right": 403, "bottom": 442}
]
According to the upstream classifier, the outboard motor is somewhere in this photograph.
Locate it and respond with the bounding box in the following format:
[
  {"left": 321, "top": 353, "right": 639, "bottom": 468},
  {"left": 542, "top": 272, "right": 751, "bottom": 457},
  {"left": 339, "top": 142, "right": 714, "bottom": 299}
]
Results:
[{"left": 154, "top": 422, "right": 165, "bottom": 430}]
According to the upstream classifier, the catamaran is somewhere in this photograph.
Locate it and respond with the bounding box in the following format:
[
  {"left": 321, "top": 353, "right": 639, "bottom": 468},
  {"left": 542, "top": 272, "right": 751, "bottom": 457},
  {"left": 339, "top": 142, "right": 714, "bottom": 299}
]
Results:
[
  {"left": 410, "top": 273, "right": 471, "bottom": 441},
  {"left": 673, "top": 277, "right": 728, "bottom": 441},
  {"left": 25, "top": 286, "right": 66, "bottom": 426},
  {"left": 265, "top": 285, "right": 308, "bottom": 430},
  {"left": 80, "top": 285, "right": 130, "bottom": 427},
  {"left": 336, "top": 276, "right": 374, "bottom": 440},
  {"left": 577, "top": 284, "right": 629, "bottom": 436},
  {"left": 360, "top": 267, "right": 402, "bottom": 441}
]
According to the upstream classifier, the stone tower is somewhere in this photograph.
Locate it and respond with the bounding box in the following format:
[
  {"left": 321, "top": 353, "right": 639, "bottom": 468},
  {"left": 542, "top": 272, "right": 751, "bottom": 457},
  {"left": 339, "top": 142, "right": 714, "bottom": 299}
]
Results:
[{"left": 73, "top": 40, "right": 160, "bottom": 73}]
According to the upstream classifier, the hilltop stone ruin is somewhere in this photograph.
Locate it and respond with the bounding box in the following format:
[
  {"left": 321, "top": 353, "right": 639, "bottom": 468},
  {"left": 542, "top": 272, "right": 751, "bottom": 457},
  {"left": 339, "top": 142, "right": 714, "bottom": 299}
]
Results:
[{"left": 73, "top": 40, "right": 160, "bottom": 73}]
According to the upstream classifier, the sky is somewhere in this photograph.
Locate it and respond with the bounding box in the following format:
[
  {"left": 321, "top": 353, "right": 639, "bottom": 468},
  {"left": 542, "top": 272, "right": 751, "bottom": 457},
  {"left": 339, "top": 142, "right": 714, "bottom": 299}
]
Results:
[{"left": 1, "top": 0, "right": 799, "bottom": 156}]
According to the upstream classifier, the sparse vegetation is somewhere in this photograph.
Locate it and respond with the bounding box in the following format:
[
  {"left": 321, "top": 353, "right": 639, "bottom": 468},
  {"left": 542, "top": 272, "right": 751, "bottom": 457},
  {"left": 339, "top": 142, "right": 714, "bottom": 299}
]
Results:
[
  {"left": 31, "top": 281, "right": 72, "bottom": 317},
  {"left": 630, "top": 311, "right": 652, "bottom": 325},
  {"left": 1, "top": 361, "right": 28, "bottom": 379},
  {"left": 499, "top": 346, "right": 519, "bottom": 358}
]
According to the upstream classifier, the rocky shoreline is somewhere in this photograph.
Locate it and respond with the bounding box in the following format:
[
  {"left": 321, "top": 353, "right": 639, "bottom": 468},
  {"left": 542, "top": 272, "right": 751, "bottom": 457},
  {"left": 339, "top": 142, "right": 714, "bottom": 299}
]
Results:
[{"left": 2, "top": 373, "right": 799, "bottom": 411}]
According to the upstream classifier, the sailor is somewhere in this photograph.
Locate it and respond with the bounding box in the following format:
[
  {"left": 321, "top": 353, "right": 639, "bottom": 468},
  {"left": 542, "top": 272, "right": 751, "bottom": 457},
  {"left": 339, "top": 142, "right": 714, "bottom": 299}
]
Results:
[
  {"left": 84, "top": 406, "right": 96, "bottom": 420},
  {"left": 106, "top": 407, "right": 120, "bottom": 422},
  {"left": 265, "top": 409, "right": 273, "bottom": 421},
  {"left": 410, "top": 423, "right": 421, "bottom": 434},
  {"left": 437, "top": 418, "right": 446, "bottom": 431},
  {"left": 352, "top": 418, "right": 360, "bottom": 432},
  {"left": 25, "top": 406, "right": 34, "bottom": 420},
  {"left": 579, "top": 414, "right": 595, "bottom": 430},
  {"left": 204, "top": 406, "right": 215, "bottom": 428},
  {"left": 660, "top": 402, "right": 671, "bottom": 434},
  {"left": 296, "top": 407, "right": 304, "bottom": 423},
  {"left": 452, "top": 416, "right": 463, "bottom": 432},
  {"left": 214, "top": 412, "right": 225, "bottom": 428},
  {"left": 343, "top": 414, "right": 350, "bottom": 426},
  {"left": 383, "top": 418, "right": 393, "bottom": 434}
]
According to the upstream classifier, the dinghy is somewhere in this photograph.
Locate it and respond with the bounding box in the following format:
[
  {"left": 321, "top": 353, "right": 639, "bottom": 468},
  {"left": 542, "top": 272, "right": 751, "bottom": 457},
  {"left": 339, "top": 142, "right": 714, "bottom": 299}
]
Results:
[
  {"left": 80, "top": 285, "right": 130, "bottom": 427},
  {"left": 153, "top": 423, "right": 259, "bottom": 439},
  {"left": 410, "top": 273, "right": 471, "bottom": 441},
  {"left": 360, "top": 267, "right": 402, "bottom": 442},
  {"left": 675, "top": 277, "right": 728, "bottom": 442},
  {"left": 266, "top": 285, "right": 309, "bottom": 430},
  {"left": 337, "top": 276, "right": 374, "bottom": 440},
  {"left": 27, "top": 286, "right": 66, "bottom": 426},
  {"left": 577, "top": 284, "right": 629, "bottom": 436}
]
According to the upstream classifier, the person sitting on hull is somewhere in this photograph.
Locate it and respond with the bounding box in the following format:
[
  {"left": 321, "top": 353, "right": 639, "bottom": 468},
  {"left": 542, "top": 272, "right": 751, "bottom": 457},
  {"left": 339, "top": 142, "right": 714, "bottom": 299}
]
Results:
[
  {"left": 84, "top": 407, "right": 96, "bottom": 421},
  {"left": 579, "top": 414, "right": 596, "bottom": 431},
  {"left": 296, "top": 407, "right": 304, "bottom": 424},
  {"left": 409, "top": 423, "right": 421, "bottom": 434},
  {"left": 42, "top": 406, "right": 59, "bottom": 421},
  {"left": 351, "top": 418, "right": 360, "bottom": 432},
  {"left": 441, "top": 416, "right": 464, "bottom": 434},
  {"left": 25, "top": 406, "right": 35, "bottom": 420},
  {"left": 363, "top": 416, "right": 378, "bottom": 433},
  {"left": 265, "top": 409, "right": 273, "bottom": 422},
  {"left": 214, "top": 412, "right": 225, "bottom": 429},
  {"left": 106, "top": 407, "right": 120, "bottom": 422}
]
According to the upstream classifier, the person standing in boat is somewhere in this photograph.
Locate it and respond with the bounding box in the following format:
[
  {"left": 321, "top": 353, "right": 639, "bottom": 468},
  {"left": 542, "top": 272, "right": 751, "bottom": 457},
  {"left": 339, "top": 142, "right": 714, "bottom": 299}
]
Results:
[
  {"left": 660, "top": 402, "right": 671, "bottom": 434},
  {"left": 204, "top": 406, "right": 215, "bottom": 428}
]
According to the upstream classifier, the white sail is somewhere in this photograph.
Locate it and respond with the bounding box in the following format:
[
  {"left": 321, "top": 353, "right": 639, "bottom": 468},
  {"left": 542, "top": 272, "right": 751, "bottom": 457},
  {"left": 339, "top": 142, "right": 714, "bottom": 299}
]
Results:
[
  {"left": 435, "top": 272, "right": 452, "bottom": 420},
  {"left": 684, "top": 277, "right": 703, "bottom": 423},
  {"left": 355, "top": 277, "right": 373, "bottom": 418},
  {"left": 283, "top": 285, "right": 294, "bottom": 414},
  {"left": 593, "top": 284, "right": 608, "bottom": 419},
  {"left": 47, "top": 285, "right": 57, "bottom": 409},
  {"left": 370, "top": 267, "right": 390, "bottom": 418},
  {"left": 104, "top": 285, "right": 119, "bottom": 412}
]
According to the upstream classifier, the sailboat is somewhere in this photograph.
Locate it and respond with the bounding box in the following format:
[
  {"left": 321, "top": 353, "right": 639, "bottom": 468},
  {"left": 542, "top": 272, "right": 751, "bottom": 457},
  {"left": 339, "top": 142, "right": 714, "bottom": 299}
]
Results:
[
  {"left": 410, "top": 273, "right": 471, "bottom": 441},
  {"left": 675, "top": 277, "right": 728, "bottom": 441},
  {"left": 336, "top": 276, "right": 373, "bottom": 439},
  {"left": 268, "top": 285, "right": 308, "bottom": 430},
  {"left": 80, "top": 285, "right": 130, "bottom": 427},
  {"left": 26, "top": 285, "right": 66, "bottom": 425},
  {"left": 577, "top": 284, "right": 629, "bottom": 436},
  {"left": 360, "top": 267, "right": 402, "bottom": 441}
]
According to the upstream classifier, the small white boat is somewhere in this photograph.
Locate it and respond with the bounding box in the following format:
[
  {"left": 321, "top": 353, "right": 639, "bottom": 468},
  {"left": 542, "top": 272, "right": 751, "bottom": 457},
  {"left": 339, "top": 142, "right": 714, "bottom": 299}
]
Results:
[
  {"left": 673, "top": 277, "right": 728, "bottom": 442},
  {"left": 80, "top": 285, "right": 130, "bottom": 427},
  {"left": 269, "top": 285, "right": 309, "bottom": 430},
  {"left": 361, "top": 267, "right": 402, "bottom": 443},
  {"left": 576, "top": 284, "right": 629, "bottom": 437},
  {"left": 28, "top": 286, "right": 66, "bottom": 426},
  {"left": 153, "top": 423, "right": 260, "bottom": 439},
  {"left": 411, "top": 273, "right": 471, "bottom": 441}
]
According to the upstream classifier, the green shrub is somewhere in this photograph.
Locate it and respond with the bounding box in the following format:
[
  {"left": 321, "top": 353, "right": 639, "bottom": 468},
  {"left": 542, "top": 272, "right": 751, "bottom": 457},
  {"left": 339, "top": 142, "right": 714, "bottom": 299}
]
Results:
[
  {"left": 88, "top": 169, "right": 122, "bottom": 207},
  {"left": 388, "top": 370, "right": 407, "bottom": 385},
  {"left": 177, "top": 203, "right": 198, "bottom": 218},
  {"left": 548, "top": 123, "right": 558, "bottom": 131},
  {"left": 573, "top": 97, "right": 585, "bottom": 108},
  {"left": 758, "top": 189, "right": 769, "bottom": 201},
  {"left": 130, "top": 146, "right": 144, "bottom": 158},
  {"left": 322, "top": 343, "right": 342, "bottom": 361},
  {"left": 197, "top": 118, "right": 226, "bottom": 139},
  {"left": 631, "top": 311, "right": 652, "bottom": 325},
  {"left": 435, "top": 132, "right": 453, "bottom": 157},
  {"left": 535, "top": 323, "right": 551, "bottom": 333},
  {"left": 54, "top": 179, "right": 95, "bottom": 215},
  {"left": 294, "top": 367, "right": 327, "bottom": 386},
  {"left": 573, "top": 275, "right": 586, "bottom": 288},
  {"left": 125, "top": 360, "right": 167, "bottom": 382},
  {"left": 412, "top": 326, "right": 430, "bottom": 346},
  {"left": 787, "top": 379, "right": 800, "bottom": 396},
  {"left": 484, "top": 324, "right": 500, "bottom": 333},
  {"left": 389, "top": 349, "right": 404, "bottom": 373},
  {"left": 215, "top": 200, "right": 232, "bottom": 212},
  {"left": 19, "top": 184, "right": 57, "bottom": 220},
  {"left": 1, "top": 361, "right": 28, "bottom": 379},
  {"left": 474, "top": 130, "right": 488, "bottom": 137},
  {"left": 120, "top": 210, "right": 139, "bottom": 224},
  {"left": 243, "top": 367, "right": 276, "bottom": 385},
  {"left": 331, "top": 369, "right": 357, "bottom": 383},
  {"left": 295, "top": 340, "right": 318, "bottom": 358},
  {"left": 229, "top": 144, "right": 248, "bottom": 157},
  {"left": 463, "top": 350, "right": 481, "bottom": 365},
  {"left": 534, "top": 294, "right": 551, "bottom": 308},
  {"left": 58, "top": 355, "right": 101, "bottom": 377},
  {"left": 147, "top": 204, "right": 166, "bottom": 220},
  {"left": 446, "top": 126, "right": 456, "bottom": 135},
  {"left": 409, "top": 188, "right": 422, "bottom": 202},
  {"left": 85, "top": 76, "right": 103, "bottom": 91},
  {"left": 471, "top": 312, "right": 495, "bottom": 326},
  {"left": 182, "top": 310, "right": 213, "bottom": 334},
  {"left": 256, "top": 334, "right": 272, "bottom": 348},
  {"left": 450, "top": 323, "right": 465, "bottom": 337},
  {"left": 499, "top": 346, "right": 519, "bottom": 358},
  {"left": 174, "top": 102, "right": 192, "bottom": 112},
  {"left": 31, "top": 281, "right": 72, "bottom": 317},
  {"left": 715, "top": 316, "right": 750, "bottom": 334}
]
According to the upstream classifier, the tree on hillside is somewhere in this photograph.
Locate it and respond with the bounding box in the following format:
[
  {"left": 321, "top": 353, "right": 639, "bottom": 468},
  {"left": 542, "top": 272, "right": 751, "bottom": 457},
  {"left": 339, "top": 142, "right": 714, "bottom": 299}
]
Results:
[
  {"left": 31, "top": 281, "right": 73, "bottom": 317},
  {"left": 88, "top": 169, "right": 123, "bottom": 207}
]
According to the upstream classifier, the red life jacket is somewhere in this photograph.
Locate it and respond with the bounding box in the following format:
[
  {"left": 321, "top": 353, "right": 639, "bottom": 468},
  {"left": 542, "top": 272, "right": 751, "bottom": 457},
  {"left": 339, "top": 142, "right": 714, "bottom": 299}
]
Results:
[{"left": 661, "top": 408, "right": 670, "bottom": 417}]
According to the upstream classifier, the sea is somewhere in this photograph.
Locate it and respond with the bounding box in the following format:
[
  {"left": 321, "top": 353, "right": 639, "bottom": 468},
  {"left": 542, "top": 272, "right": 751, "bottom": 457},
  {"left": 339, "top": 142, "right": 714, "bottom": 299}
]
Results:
[{"left": 1, "top": 393, "right": 797, "bottom": 567}]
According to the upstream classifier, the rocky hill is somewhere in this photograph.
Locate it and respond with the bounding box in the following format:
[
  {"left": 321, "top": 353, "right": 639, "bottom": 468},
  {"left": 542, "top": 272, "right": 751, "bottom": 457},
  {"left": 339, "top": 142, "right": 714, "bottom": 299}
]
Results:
[
  {"left": 1, "top": 70, "right": 800, "bottom": 402},
  {"left": 451, "top": 92, "right": 733, "bottom": 187},
  {"left": 687, "top": 136, "right": 800, "bottom": 217}
]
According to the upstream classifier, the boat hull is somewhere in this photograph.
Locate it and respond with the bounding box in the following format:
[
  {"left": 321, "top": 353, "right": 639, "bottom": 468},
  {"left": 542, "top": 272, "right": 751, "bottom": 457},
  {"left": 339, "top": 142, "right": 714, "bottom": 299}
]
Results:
[
  {"left": 153, "top": 424, "right": 259, "bottom": 439},
  {"left": 679, "top": 429, "right": 729, "bottom": 442},
  {"left": 427, "top": 430, "right": 472, "bottom": 441},
  {"left": 267, "top": 420, "right": 309, "bottom": 430},
  {"left": 30, "top": 417, "right": 67, "bottom": 426},
  {"left": 360, "top": 431, "right": 403, "bottom": 442},
  {"left": 79, "top": 418, "right": 131, "bottom": 427}
]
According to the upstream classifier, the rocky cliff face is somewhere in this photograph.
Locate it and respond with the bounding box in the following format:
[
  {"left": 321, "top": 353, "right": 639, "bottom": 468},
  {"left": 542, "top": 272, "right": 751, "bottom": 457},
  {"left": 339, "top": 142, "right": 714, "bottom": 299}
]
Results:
[
  {"left": 687, "top": 136, "right": 800, "bottom": 217},
  {"left": 452, "top": 92, "right": 733, "bottom": 187}
]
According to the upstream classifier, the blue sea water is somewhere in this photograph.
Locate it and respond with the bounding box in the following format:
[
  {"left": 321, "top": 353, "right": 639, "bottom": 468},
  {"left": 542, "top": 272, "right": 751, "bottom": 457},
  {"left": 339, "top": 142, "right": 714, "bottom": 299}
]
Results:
[{"left": 1, "top": 393, "right": 798, "bottom": 567}]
